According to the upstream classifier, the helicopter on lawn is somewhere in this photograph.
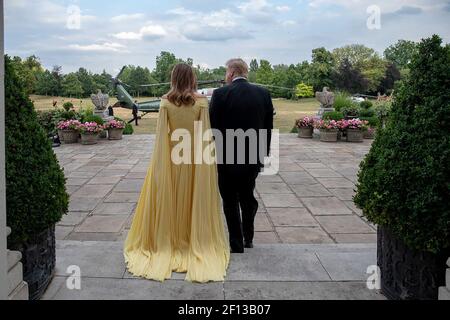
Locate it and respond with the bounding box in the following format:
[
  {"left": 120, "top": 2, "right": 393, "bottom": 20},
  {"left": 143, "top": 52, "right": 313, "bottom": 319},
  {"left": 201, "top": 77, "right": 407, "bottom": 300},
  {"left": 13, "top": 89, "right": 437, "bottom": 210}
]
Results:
[{"left": 111, "top": 66, "right": 294, "bottom": 116}]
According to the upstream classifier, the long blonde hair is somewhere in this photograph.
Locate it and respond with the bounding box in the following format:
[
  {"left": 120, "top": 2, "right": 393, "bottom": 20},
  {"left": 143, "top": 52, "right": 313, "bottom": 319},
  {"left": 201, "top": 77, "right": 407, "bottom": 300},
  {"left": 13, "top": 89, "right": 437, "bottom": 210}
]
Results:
[{"left": 166, "top": 63, "right": 197, "bottom": 107}]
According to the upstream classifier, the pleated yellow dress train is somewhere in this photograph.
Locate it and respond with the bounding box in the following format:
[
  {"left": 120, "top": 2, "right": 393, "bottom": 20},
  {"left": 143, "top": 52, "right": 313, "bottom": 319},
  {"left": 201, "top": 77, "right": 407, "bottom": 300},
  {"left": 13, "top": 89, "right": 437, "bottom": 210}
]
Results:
[{"left": 124, "top": 97, "right": 230, "bottom": 283}]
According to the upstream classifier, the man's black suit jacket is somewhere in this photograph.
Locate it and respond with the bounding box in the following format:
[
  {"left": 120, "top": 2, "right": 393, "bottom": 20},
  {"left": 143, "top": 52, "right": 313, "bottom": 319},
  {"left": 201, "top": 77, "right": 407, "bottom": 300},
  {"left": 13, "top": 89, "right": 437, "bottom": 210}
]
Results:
[{"left": 209, "top": 79, "right": 274, "bottom": 170}]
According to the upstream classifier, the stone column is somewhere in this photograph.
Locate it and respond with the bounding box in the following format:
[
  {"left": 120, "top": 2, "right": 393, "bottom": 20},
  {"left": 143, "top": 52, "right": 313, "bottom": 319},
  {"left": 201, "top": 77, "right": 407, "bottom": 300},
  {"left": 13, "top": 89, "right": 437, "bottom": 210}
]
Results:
[
  {"left": 0, "top": 0, "right": 8, "bottom": 300},
  {"left": 439, "top": 258, "right": 450, "bottom": 300}
]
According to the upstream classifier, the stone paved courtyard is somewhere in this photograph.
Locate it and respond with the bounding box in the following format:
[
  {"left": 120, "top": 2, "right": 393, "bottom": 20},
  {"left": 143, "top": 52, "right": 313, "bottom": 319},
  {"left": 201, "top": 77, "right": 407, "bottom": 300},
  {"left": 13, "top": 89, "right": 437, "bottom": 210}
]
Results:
[{"left": 42, "top": 134, "right": 384, "bottom": 300}]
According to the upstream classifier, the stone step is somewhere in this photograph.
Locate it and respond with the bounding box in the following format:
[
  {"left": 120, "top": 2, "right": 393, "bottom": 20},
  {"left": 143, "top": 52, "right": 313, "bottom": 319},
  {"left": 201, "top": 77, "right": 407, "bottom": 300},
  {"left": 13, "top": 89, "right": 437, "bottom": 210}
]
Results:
[
  {"left": 8, "top": 281, "right": 29, "bottom": 300},
  {"left": 8, "top": 261, "right": 23, "bottom": 295},
  {"left": 7, "top": 249, "right": 22, "bottom": 271}
]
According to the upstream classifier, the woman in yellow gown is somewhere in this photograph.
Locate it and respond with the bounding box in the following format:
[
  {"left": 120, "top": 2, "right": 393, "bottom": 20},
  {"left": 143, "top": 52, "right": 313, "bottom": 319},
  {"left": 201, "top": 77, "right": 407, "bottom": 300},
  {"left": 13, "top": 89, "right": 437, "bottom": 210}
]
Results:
[{"left": 124, "top": 63, "right": 230, "bottom": 283}]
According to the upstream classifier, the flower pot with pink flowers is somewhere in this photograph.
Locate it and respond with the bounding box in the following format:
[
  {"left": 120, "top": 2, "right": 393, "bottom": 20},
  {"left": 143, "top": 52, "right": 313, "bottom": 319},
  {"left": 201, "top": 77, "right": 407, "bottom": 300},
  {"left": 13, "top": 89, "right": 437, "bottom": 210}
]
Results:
[
  {"left": 57, "top": 120, "right": 81, "bottom": 144},
  {"left": 295, "top": 116, "right": 315, "bottom": 138},
  {"left": 78, "top": 122, "right": 104, "bottom": 145},
  {"left": 314, "top": 119, "right": 340, "bottom": 142},
  {"left": 105, "top": 119, "right": 126, "bottom": 140},
  {"left": 343, "top": 119, "right": 366, "bottom": 142}
]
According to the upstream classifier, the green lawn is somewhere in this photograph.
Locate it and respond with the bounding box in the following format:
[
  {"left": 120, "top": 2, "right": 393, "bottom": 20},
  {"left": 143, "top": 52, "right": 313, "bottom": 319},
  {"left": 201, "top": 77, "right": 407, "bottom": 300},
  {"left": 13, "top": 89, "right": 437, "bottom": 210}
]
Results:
[{"left": 31, "top": 95, "right": 319, "bottom": 134}]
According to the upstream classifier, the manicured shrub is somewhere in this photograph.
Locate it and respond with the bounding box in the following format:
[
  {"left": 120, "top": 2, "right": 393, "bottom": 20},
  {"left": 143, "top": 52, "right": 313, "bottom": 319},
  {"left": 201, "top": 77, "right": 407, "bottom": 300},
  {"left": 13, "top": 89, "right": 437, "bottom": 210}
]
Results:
[
  {"left": 354, "top": 35, "right": 450, "bottom": 253},
  {"left": 359, "top": 107, "right": 376, "bottom": 118},
  {"left": 359, "top": 116, "right": 380, "bottom": 127},
  {"left": 322, "top": 111, "right": 344, "bottom": 121},
  {"left": 5, "top": 55, "right": 69, "bottom": 247}
]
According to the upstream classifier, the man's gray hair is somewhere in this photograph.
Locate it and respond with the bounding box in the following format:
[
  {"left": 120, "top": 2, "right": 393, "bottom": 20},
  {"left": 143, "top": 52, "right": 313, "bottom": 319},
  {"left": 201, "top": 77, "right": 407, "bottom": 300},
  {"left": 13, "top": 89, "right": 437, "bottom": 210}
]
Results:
[{"left": 226, "top": 58, "right": 249, "bottom": 78}]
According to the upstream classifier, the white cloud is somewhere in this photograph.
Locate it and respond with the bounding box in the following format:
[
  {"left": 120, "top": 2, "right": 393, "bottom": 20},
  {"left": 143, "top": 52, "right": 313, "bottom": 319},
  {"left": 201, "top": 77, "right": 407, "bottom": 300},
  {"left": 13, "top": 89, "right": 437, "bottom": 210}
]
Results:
[
  {"left": 110, "top": 14, "right": 145, "bottom": 22},
  {"left": 276, "top": 5, "right": 291, "bottom": 12},
  {"left": 113, "top": 24, "right": 167, "bottom": 41},
  {"left": 68, "top": 42, "right": 126, "bottom": 52},
  {"left": 238, "top": 0, "right": 274, "bottom": 23},
  {"left": 282, "top": 20, "right": 297, "bottom": 26}
]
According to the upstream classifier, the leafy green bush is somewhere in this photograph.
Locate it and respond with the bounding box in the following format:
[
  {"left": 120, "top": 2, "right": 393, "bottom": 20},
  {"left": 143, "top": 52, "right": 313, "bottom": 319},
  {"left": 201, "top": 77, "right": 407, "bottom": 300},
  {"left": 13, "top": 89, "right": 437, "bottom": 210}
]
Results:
[
  {"left": 359, "top": 107, "right": 376, "bottom": 118},
  {"left": 5, "top": 55, "right": 69, "bottom": 247},
  {"left": 123, "top": 122, "right": 134, "bottom": 135},
  {"left": 295, "top": 83, "right": 314, "bottom": 98},
  {"left": 62, "top": 102, "right": 74, "bottom": 111},
  {"left": 354, "top": 35, "right": 450, "bottom": 253},
  {"left": 341, "top": 105, "right": 360, "bottom": 118},
  {"left": 322, "top": 111, "right": 344, "bottom": 121},
  {"left": 82, "top": 114, "right": 104, "bottom": 125},
  {"left": 359, "top": 100, "right": 373, "bottom": 110},
  {"left": 373, "top": 101, "right": 392, "bottom": 126},
  {"left": 333, "top": 92, "right": 353, "bottom": 111},
  {"left": 359, "top": 116, "right": 380, "bottom": 127}
]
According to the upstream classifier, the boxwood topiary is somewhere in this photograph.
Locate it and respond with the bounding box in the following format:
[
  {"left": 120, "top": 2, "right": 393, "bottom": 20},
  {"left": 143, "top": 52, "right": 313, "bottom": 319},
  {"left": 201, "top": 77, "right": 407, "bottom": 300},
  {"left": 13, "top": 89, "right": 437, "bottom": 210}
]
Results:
[
  {"left": 5, "top": 55, "right": 69, "bottom": 247},
  {"left": 354, "top": 35, "right": 450, "bottom": 253}
]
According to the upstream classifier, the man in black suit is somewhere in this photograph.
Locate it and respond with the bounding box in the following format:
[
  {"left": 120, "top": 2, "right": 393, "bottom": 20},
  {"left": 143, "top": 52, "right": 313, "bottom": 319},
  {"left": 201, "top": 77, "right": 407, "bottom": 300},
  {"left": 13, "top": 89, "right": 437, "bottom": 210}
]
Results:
[{"left": 210, "top": 58, "right": 274, "bottom": 253}]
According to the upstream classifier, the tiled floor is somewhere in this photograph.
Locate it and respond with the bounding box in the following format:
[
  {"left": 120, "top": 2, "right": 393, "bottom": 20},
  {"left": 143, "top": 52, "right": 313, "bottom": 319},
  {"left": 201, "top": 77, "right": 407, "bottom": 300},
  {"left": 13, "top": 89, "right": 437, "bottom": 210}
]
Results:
[
  {"left": 45, "top": 133, "right": 384, "bottom": 300},
  {"left": 54, "top": 134, "right": 376, "bottom": 245}
]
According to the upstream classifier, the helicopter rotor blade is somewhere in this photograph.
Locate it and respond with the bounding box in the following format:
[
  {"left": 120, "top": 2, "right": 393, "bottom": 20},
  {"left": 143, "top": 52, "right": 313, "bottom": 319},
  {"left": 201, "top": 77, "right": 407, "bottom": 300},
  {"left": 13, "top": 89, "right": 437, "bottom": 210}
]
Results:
[{"left": 251, "top": 82, "right": 295, "bottom": 91}]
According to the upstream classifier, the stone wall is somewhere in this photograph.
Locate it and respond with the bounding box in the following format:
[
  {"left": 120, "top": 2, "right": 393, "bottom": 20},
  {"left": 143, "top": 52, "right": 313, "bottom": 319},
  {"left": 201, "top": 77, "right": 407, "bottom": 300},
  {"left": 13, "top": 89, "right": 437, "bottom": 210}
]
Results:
[
  {"left": 6, "top": 227, "right": 28, "bottom": 300},
  {"left": 438, "top": 258, "right": 450, "bottom": 300}
]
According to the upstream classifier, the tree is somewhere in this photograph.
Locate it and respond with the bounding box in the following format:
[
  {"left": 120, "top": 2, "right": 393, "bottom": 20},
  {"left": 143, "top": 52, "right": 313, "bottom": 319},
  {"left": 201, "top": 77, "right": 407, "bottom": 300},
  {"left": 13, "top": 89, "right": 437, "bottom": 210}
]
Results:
[
  {"left": 51, "top": 65, "right": 63, "bottom": 96},
  {"left": 255, "top": 59, "right": 274, "bottom": 88},
  {"left": 333, "top": 58, "right": 369, "bottom": 94},
  {"left": 250, "top": 59, "right": 259, "bottom": 73},
  {"left": 308, "top": 47, "right": 334, "bottom": 91},
  {"left": 62, "top": 73, "right": 83, "bottom": 98},
  {"left": 35, "top": 70, "right": 58, "bottom": 96},
  {"left": 384, "top": 39, "right": 418, "bottom": 70},
  {"left": 377, "top": 63, "right": 401, "bottom": 94},
  {"left": 76, "top": 67, "right": 95, "bottom": 97}
]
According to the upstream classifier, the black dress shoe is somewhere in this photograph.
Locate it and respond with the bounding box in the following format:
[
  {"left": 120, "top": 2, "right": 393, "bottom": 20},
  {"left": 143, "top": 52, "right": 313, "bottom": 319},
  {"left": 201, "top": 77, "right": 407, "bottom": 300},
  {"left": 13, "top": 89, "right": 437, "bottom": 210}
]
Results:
[
  {"left": 231, "top": 248, "right": 244, "bottom": 253},
  {"left": 244, "top": 241, "right": 253, "bottom": 248}
]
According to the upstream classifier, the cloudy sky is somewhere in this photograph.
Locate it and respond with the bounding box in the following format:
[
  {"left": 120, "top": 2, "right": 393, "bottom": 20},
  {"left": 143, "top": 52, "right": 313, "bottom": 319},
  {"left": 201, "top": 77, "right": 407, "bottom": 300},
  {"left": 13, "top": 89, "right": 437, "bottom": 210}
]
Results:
[{"left": 5, "top": 0, "right": 450, "bottom": 75}]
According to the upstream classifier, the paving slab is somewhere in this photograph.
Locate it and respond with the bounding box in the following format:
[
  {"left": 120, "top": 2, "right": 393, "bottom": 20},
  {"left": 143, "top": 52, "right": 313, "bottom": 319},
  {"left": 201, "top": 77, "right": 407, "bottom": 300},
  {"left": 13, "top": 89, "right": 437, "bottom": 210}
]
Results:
[
  {"left": 301, "top": 197, "right": 353, "bottom": 216},
  {"left": 260, "top": 193, "right": 303, "bottom": 208},
  {"left": 224, "top": 281, "right": 385, "bottom": 300},
  {"left": 315, "top": 216, "right": 375, "bottom": 234}
]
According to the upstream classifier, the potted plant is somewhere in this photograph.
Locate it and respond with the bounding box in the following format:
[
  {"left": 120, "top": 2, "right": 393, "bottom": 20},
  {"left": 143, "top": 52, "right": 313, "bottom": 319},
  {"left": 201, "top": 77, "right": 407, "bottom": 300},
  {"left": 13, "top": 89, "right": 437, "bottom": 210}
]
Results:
[
  {"left": 295, "top": 116, "right": 315, "bottom": 138},
  {"left": 343, "top": 118, "right": 366, "bottom": 143},
  {"left": 314, "top": 119, "right": 340, "bottom": 142},
  {"left": 5, "top": 56, "right": 69, "bottom": 300},
  {"left": 354, "top": 35, "right": 450, "bottom": 300},
  {"left": 56, "top": 119, "right": 81, "bottom": 144},
  {"left": 78, "top": 122, "right": 104, "bottom": 145},
  {"left": 105, "top": 119, "right": 126, "bottom": 140}
]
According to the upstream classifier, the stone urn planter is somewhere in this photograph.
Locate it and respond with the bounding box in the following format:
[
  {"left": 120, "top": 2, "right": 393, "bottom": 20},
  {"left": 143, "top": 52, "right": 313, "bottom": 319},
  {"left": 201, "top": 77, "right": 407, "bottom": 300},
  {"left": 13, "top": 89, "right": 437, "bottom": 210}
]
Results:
[
  {"left": 59, "top": 129, "right": 79, "bottom": 144},
  {"left": 80, "top": 132, "right": 99, "bottom": 145},
  {"left": 346, "top": 128, "right": 364, "bottom": 142},
  {"left": 16, "top": 226, "right": 56, "bottom": 300},
  {"left": 378, "top": 226, "right": 450, "bottom": 300},
  {"left": 297, "top": 127, "right": 313, "bottom": 139},
  {"left": 108, "top": 128, "right": 124, "bottom": 140},
  {"left": 319, "top": 129, "right": 338, "bottom": 142}
]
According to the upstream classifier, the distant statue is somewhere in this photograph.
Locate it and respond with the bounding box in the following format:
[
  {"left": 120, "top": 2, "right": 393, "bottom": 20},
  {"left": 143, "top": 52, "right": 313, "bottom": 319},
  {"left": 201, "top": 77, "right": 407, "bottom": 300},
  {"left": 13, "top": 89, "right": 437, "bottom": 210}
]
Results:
[
  {"left": 315, "top": 87, "right": 335, "bottom": 108},
  {"left": 91, "top": 90, "right": 109, "bottom": 111}
]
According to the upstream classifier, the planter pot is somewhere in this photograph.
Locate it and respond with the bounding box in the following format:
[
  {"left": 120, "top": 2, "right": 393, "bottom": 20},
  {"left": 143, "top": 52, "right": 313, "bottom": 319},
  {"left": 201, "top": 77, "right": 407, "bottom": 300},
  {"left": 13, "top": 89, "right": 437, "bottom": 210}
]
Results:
[
  {"left": 319, "top": 129, "right": 338, "bottom": 142},
  {"left": 15, "top": 226, "right": 56, "bottom": 300},
  {"left": 364, "top": 128, "right": 376, "bottom": 139},
  {"left": 108, "top": 128, "right": 124, "bottom": 140},
  {"left": 297, "top": 127, "right": 313, "bottom": 139},
  {"left": 346, "top": 128, "right": 364, "bottom": 142},
  {"left": 59, "top": 129, "right": 79, "bottom": 144},
  {"left": 80, "top": 132, "right": 99, "bottom": 145},
  {"left": 378, "top": 226, "right": 450, "bottom": 300}
]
